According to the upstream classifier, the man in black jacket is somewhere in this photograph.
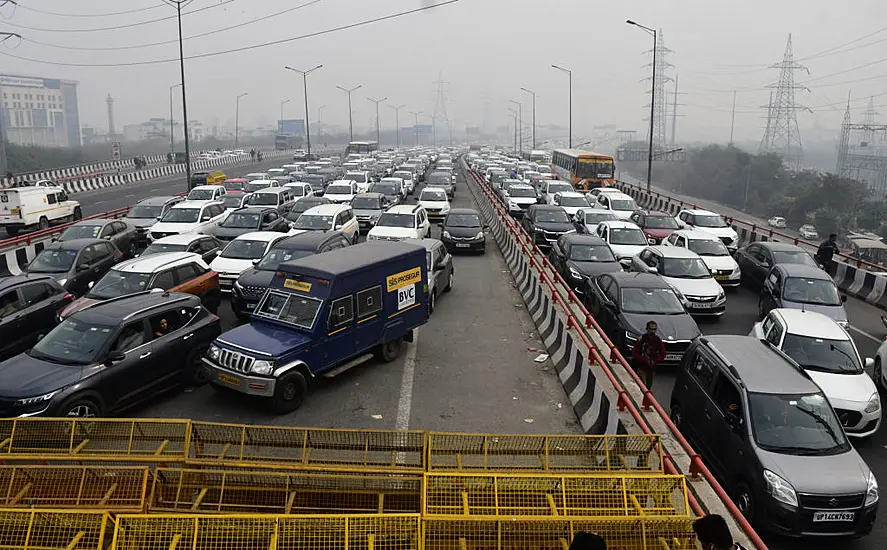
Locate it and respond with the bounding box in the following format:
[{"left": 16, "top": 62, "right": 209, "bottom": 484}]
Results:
[{"left": 815, "top": 233, "right": 839, "bottom": 274}]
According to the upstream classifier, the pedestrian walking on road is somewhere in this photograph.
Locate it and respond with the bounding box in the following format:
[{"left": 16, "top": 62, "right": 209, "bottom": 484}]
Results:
[
  {"left": 693, "top": 514, "right": 748, "bottom": 550},
  {"left": 631, "top": 320, "right": 665, "bottom": 389},
  {"left": 815, "top": 233, "right": 839, "bottom": 274},
  {"left": 569, "top": 532, "right": 606, "bottom": 550}
]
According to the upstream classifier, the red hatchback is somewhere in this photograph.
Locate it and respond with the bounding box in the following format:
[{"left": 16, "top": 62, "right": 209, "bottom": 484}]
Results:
[
  {"left": 629, "top": 210, "right": 680, "bottom": 244},
  {"left": 223, "top": 178, "right": 248, "bottom": 193}
]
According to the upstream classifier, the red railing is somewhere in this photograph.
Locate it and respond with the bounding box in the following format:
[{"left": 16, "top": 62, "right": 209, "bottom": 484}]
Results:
[
  {"left": 0, "top": 206, "right": 132, "bottom": 250},
  {"left": 469, "top": 170, "right": 767, "bottom": 550}
]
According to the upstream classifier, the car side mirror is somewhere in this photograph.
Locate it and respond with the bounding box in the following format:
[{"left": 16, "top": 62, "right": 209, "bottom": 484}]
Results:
[
  {"left": 724, "top": 412, "right": 744, "bottom": 435},
  {"left": 156, "top": 216, "right": 162, "bottom": 221},
  {"left": 841, "top": 295, "right": 848, "bottom": 303},
  {"left": 201, "top": 216, "right": 211, "bottom": 222},
  {"left": 334, "top": 224, "right": 343, "bottom": 230},
  {"left": 619, "top": 258, "right": 632, "bottom": 269},
  {"left": 865, "top": 357, "right": 875, "bottom": 369},
  {"left": 51, "top": 237, "right": 58, "bottom": 243},
  {"left": 77, "top": 263, "right": 89, "bottom": 272},
  {"left": 106, "top": 351, "right": 126, "bottom": 364},
  {"left": 252, "top": 259, "right": 261, "bottom": 266},
  {"left": 647, "top": 266, "right": 658, "bottom": 274},
  {"left": 36, "top": 333, "right": 45, "bottom": 342}
]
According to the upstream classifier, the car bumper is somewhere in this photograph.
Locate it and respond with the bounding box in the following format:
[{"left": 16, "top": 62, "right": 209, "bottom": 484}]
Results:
[
  {"left": 713, "top": 274, "right": 741, "bottom": 288},
  {"left": 684, "top": 300, "right": 727, "bottom": 316},
  {"left": 764, "top": 498, "right": 877, "bottom": 538},
  {"left": 837, "top": 407, "right": 882, "bottom": 438},
  {"left": 203, "top": 358, "right": 275, "bottom": 397},
  {"left": 231, "top": 290, "right": 259, "bottom": 317},
  {"left": 218, "top": 275, "right": 238, "bottom": 293},
  {"left": 443, "top": 237, "right": 485, "bottom": 252}
]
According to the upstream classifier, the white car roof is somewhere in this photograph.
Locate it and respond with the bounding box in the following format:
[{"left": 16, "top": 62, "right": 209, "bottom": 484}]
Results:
[
  {"left": 252, "top": 187, "right": 287, "bottom": 194},
  {"left": 230, "top": 231, "right": 289, "bottom": 243},
  {"left": 303, "top": 203, "right": 350, "bottom": 216},
  {"left": 555, "top": 191, "right": 586, "bottom": 198},
  {"left": 113, "top": 251, "right": 203, "bottom": 273},
  {"left": 681, "top": 208, "right": 721, "bottom": 216},
  {"left": 248, "top": 179, "right": 277, "bottom": 185},
  {"left": 171, "top": 200, "right": 222, "bottom": 209},
  {"left": 150, "top": 233, "right": 208, "bottom": 245},
  {"left": 330, "top": 180, "right": 356, "bottom": 186},
  {"left": 771, "top": 308, "right": 849, "bottom": 340},
  {"left": 648, "top": 245, "right": 701, "bottom": 259},
  {"left": 671, "top": 229, "right": 722, "bottom": 241},
  {"left": 387, "top": 204, "right": 421, "bottom": 215},
  {"left": 602, "top": 192, "right": 634, "bottom": 201},
  {"left": 190, "top": 185, "right": 225, "bottom": 191},
  {"left": 509, "top": 184, "right": 534, "bottom": 190},
  {"left": 381, "top": 177, "right": 404, "bottom": 183},
  {"left": 599, "top": 220, "right": 640, "bottom": 230}
]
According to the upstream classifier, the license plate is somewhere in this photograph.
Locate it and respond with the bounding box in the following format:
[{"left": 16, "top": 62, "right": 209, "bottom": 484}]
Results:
[
  {"left": 813, "top": 511, "right": 854, "bottom": 522},
  {"left": 455, "top": 243, "right": 470, "bottom": 248},
  {"left": 664, "top": 354, "right": 682, "bottom": 362},
  {"left": 691, "top": 302, "right": 715, "bottom": 309},
  {"left": 714, "top": 275, "right": 729, "bottom": 281},
  {"left": 217, "top": 373, "right": 241, "bottom": 387}
]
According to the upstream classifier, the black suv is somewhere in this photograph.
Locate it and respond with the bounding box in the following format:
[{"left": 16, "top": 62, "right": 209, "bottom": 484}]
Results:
[
  {"left": 548, "top": 233, "right": 621, "bottom": 289},
  {"left": 0, "top": 292, "right": 221, "bottom": 418},
  {"left": 231, "top": 232, "right": 351, "bottom": 320},
  {"left": 520, "top": 204, "right": 575, "bottom": 249},
  {"left": 213, "top": 207, "right": 289, "bottom": 243},
  {"left": 670, "top": 335, "right": 878, "bottom": 538},
  {"left": 0, "top": 275, "right": 73, "bottom": 361}
]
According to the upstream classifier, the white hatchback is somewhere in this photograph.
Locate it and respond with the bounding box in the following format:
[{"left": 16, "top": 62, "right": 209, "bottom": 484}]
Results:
[
  {"left": 595, "top": 220, "right": 648, "bottom": 262},
  {"left": 210, "top": 231, "right": 290, "bottom": 292},
  {"left": 288, "top": 203, "right": 359, "bottom": 244}
]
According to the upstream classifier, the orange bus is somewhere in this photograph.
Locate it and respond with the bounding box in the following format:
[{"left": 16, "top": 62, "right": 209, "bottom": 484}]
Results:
[{"left": 551, "top": 149, "right": 615, "bottom": 191}]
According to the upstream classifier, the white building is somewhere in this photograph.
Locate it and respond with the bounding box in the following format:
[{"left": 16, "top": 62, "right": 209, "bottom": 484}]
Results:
[{"left": 0, "top": 74, "right": 81, "bottom": 148}]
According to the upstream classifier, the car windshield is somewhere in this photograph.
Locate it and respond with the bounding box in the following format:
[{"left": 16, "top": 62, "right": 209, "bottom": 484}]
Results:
[
  {"left": 256, "top": 248, "right": 316, "bottom": 271},
  {"left": 304, "top": 176, "right": 325, "bottom": 186},
  {"left": 377, "top": 213, "right": 415, "bottom": 228},
  {"left": 88, "top": 270, "right": 152, "bottom": 299},
  {"left": 620, "top": 287, "right": 686, "bottom": 314},
  {"left": 256, "top": 290, "right": 322, "bottom": 329},
  {"left": 509, "top": 187, "right": 536, "bottom": 198},
  {"left": 445, "top": 213, "right": 481, "bottom": 228},
  {"left": 370, "top": 183, "right": 397, "bottom": 195},
  {"left": 127, "top": 205, "right": 162, "bottom": 219},
  {"left": 583, "top": 211, "right": 618, "bottom": 225},
  {"left": 221, "top": 239, "right": 270, "bottom": 260},
  {"left": 351, "top": 197, "right": 383, "bottom": 210},
  {"left": 570, "top": 244, "right": 615, "bottom": 262},
  {"left": 609, "top": 199, "right": 637, "bottom": 212},
  {"left": 660, "top": 257, "right": 711, "bottom": 278},
  {"left": 772, "top": 249, "right": 817, "bottom": 266},
  {"left": 28, "top": 249, "right": 77, "bottom": 273},
  {"left": 187, "top": 189, "right": 215, "bottom": 200},
  {"left": 609, "top": 228, "right": 647, "bottom": 245},
  {"left": 142, "top": 243, "right": 187, "bottom": 256},
  {"left": 60, "top": 224, "right": 103, "bottom": 240},
  {"left": 783, "top": 277, "right": 842, "bottom": 306},
  {"left": 345, "top": 173, "right": 367, "bottom": 183},
  {"left": 547, "top": 183, "right": 573, "bottom": 194},
  {"left": 748, "top": 392, "right": 849, "bottom": 455},
  {"left": 162, "top": 208, "right": 200, "bottom": 223},
  {"left": 559, "top": 196, "right": 590, "bottom": 208},
  {"left": 535, "top": 209, "right": 570, "bottom": 224},
  {"left": 28, "top": 317, "right": 114, "bottom": 365},
  {"left": 393, "top": 172, "right": 411, "bottom": 180},
  {"left": 245, "top": 182, "right": 271, "bottom": 193},
  {"left": 326, "top": 185, "right": 352, "bottom": 195},
  {"left": 428, "top": 174, "right": 451, "bottom": 185},
  {"left": 221, "top": 212, "right": 260, "bottom": 229},
  {"left": 293, "top": 214, "right": 334, "bottom": 231},
  {"left": 248, "top": 193, "right": 280, "bottom": 206},
  {"left": 222, "top": 195, "right": 245, "bottom": 208},
  {"left": 782, "top": 333, "right": 862, "bottom": 374},
  {"left": 688, "top": 239, "right": 729, "bottom": 256},
  {"left": 692, "top": 214, "right": 728, "bottom": 228},
  {"left": 644, "top": 216, "right": 680, "bottom": 229},
  {"left": 421, "top": 190, "right": 447, "bottom": 201},
  {"left": 223, "top": 181, "right": 244, "bottom": 191}
]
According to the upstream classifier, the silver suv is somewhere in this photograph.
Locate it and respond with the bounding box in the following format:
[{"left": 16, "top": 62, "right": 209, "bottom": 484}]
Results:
[{"left": 670, "top": 335, "right": 878, "bottom": 538}]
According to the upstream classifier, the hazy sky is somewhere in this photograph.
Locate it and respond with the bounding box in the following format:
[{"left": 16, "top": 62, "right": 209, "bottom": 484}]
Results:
[{"left": 0, "top": 0, "right": 885, "bottom": 144}]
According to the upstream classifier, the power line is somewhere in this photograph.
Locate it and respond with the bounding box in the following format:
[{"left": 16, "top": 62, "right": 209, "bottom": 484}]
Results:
[
  {"left": 20, "top": 0, "right": 322, "bottom": 51},
  {"left": 0, "top": 0, "right": 461, "bottom": 67},
  {"left": 5, "top": 1, "right": 163, "bottom": 18}
]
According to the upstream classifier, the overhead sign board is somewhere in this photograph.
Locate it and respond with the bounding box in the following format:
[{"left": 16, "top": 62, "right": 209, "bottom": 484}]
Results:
[{"left": 278, "top": 119, "right": 305, "bottom": 136}]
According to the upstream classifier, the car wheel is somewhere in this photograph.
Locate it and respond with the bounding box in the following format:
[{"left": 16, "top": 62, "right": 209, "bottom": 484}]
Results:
[
  {"left": 270, "top": 371, "right": 308, "bottom": 414},
  {"left": 59, "top": 395, "right": 102, "bottom": 418},
  {"left": 875, "top": 357, "right": 884, "bottom": 392},
  {"left": 38, "top": 216, "right": 49, "bottom": 230},
  {"left": 376, "top": 337, "right": 403, "bottom": 363},
  {"left": 735, "top": 481, "right": 757, "bottom": 524},
  {"left": 444, "top": 270, "right": 453, "bottom": 292},
  {"left": 185, "top": 346, "right": 210, "bottom": 386},
  {"left": 73, "top": 207, "right": 82, "bottom": 221}
]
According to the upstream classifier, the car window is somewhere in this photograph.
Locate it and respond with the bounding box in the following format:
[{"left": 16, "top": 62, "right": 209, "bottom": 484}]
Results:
[
  {"left": 765, "top": 319, "right": 784, "bottom": 346},
  {"left": 112, "top": 221, "right": 127, "bottom": 233},
  {"left": 47, "top": 193, "right": 57, "bottom": 205},
  {"left": 0, "top": 290, "right": 22, "bottom": 319},
  {"left": 99, "top": 224, "right": 114, "bottom": 238},
  {"left": 199, "top": 238, "right": 219, "bottom": 253},
  {"left": 149, "top": 310, "right": 184, "bottom": 339},
  {"left": 711, "top": 374, "right": 743, "bottom": 418},
  {"left": 689, "top": 350, "right": 716, "bottom": 390},
  {"left": 151, "top": 270, "right": 176, "bottom": 290},
  {"left": 761, "top": 315, "right": 774, "bottom": 337},
  {"left": 21, "top": 283, "right": 54, "bottom": 307},
  {"left": 81, "top": 245, "right": 101, "bottom": 265},
  {"left": 356, "top": 286, "right": 382, "bottom": 317},
  {"left": 111, "top": 320, "right": 148, "bottom": 353},
  {"left": 596, "top": 275, "right": 613, "bottom": 300},
  {"left": 174, "top": 264, "right": 201, "bottom": 284},
  {"left": 328, "top": 295, "right": 354, "bottom": 330},
  {"left": 100, "top": 242, "right": 117, "bottom": 258}
]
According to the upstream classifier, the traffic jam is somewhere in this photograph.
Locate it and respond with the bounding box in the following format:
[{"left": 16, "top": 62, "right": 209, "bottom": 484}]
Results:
[{"left": 0, "top": 141, "right": 883, "bottom": 540}]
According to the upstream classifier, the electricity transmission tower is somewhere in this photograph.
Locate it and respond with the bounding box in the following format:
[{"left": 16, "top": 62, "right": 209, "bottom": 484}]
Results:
[
  {"left": 432, "top": 72, "right": 450, "bottom": 147},
  {"left": 837, "top": 94, "right": 887, "bottom": 196},
  {"left": 643, "top": 30, "right": 672, "bottom": 148},
  {"left": 759, "top": 34, "right": 809, "bottom": 169}
]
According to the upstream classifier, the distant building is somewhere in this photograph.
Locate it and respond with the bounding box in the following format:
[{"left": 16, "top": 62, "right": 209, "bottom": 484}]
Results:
[{"left": 0, "top": 74, "right": 81, "bottom": 148}]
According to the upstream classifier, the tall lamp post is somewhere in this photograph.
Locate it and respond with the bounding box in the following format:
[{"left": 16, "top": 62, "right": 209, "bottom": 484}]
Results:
[
  {"left": 366, "top": 97, "right": 387, "bottom": 147},
  {"left": 408, "top": 111, "right": 423, "bottom": 146},
  {"left": 626, "top": 19, "right": 657, "bottom": 192},
  {"left": 507, "top": 108, "right": 518, "bottom": 153},
  {"left": 163, "top": 0, "right": 193, "bottom": 188},
  {"left": 234, "top": 92, "right": 248, "bottom": 149},
  {"left": 316, "top": 105, "right": 326, "bottom": 146},
  {"left": 550, "top": 64, "right": 572, "bottom": 148},
  {"left": 169, "top": 83, "right": 182, "bottom": 155},
  {"left": 520, "top": 87, "right": 536, "bottom": 150},
  {"left": 279, "top": 99, "right": 290, "bottom": 128},
  {"left": 336, "top": 84, "right": 363, "bottom": 142},
  {"left": 509, "top": 99, "right": 522, "bottom": 155},
  {"left": 389, "top": 104, "right": 405, "bottom": 148},
  {"left": 285, "top": 64, "right": 323, "bottom": 158}
]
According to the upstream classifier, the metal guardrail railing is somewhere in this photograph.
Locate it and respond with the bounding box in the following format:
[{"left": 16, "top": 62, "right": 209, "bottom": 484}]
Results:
[
  {"left": 465, "top": 167, "right": 767, "bottom": 550},
  {"left": 0, "top": 206, "right": 131, "bottom": 252}
]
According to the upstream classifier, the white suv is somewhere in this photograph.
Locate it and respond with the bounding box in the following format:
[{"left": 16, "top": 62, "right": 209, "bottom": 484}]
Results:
[
  {"left": 367, "top": 204, "right": 431, "bottom": 242},
  {"left": 289, "top": 203, "right": 359, "bottom": 244},
  {"left": 751, "top": 308, "right": 880, "bottom": 438},
  {"left": 675, "top": 209, "right": 739, "bottom": 252},
  {"left": 148, "top": 200, "right": 228, "bottom": 242},
  {"left": 663, "top": 229, "right": 741, "bottom": 288}
]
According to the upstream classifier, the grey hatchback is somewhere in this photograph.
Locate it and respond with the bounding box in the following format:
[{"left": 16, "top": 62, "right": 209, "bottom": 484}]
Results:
[{"left": 670, "top": 335, "right": 878, "bottom": 538}]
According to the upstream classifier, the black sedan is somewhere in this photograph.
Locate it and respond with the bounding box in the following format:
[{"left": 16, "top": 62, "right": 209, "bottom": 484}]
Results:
[
  {"left": 548, "top": 234, "right": 621, "bottom": 290},
  {"left": 25, "top": 238, "right": 124, "bottom": 297},
  {"left": 734, "top": 241, "right": 819, "bottom": 288},
  {"left": 582, "top": 272, "right": 701, "bottom": 366},
  {"left": 0, "top": 274, "right": 73, "bottom": 361},
  {"left": 57, "top": 219, "right": 138, "bottom": 257},
  {"left": 520, "top": 205, "right": 576, "bottom": 249},
  {"left": 213, "top": 207, "right": 289, "bottom": 243},
  {"left": 0, "top": 292, "right": 221, "bottom": 418},
  {"left": 440, "top": 208, "right": 486, "bottom": 253}
]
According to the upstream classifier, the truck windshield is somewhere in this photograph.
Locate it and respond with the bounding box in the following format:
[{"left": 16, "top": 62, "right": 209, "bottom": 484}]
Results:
[{"left": 255, "top": 290, "right": 322, "bottom": 329}]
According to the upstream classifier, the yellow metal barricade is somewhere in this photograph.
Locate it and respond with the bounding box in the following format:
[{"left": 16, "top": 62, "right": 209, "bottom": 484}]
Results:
[
  {"left": 423, "top": 473, "right": 689, "bottom": 518},
  {"left": 422, "top": 517, "right": 696, "bottom": 550},
  {"left": 0, "top": 418, "right": 190, "bottom": 464},
  {"left": 0, "top": 509, "right": 116, "bottom": 550},
  {"left": 0, "top": 465, "right": 149, "bottom": 512},
  {"left": 112, "top": 513, "right": 421, "bottom": 549},
  {"left": 187, "top": 421, "right": 426, "bottom": 472},
  {"left": 150, "top": 468, "right": 423, "bottom": 514},
  {"left": 426, "top": 432, "right": 663, "bottom": 473}
]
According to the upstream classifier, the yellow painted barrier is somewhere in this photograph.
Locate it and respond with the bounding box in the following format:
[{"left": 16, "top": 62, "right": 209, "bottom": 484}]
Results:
[
  {"left": 0, "top": 509, "right": 115, "bottom": 550},
  {"left": 0, "top": 465, "right": 149, "bottom": 512}
]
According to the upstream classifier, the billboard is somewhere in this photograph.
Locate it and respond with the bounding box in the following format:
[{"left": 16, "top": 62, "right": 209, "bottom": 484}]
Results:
[
  {"left": 278, "top": 119, "right": 305, "bottom": 136},
  {"left": 416, "top": 124, "right": 432, "bottom": 135}
]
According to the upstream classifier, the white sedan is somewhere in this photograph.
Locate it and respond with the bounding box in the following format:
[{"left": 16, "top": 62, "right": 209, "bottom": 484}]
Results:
[{"left": 210, "top": 231, "right": 289, "bottom": 292}]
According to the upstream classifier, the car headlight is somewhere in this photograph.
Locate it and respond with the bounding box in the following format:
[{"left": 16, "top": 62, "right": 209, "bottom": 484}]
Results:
[
  {"left": 207, "top": 344, "right": 221, "bottom": 361},
  {"left": 442, "top": 230, "right": 452, "bottom": 239},
  {"left": 865, "top": 392, "right": 881, "bottom": 414},
  {"left": 671, "top": 287, "right": 687, "bottom": 303},
  {"left": 15, "top": 390, "right": 59, "bottom": 407},
  {"left": 866, "top": 472, "right": 879, "bottom": 507},
  {"left": 251, "top": 360, "right": 275, "bottom": 375},
  {"left": 647, "top": 237, "right": 657, "bottom": 244},
  {"left": 717, "top": 288, "right": 726, "bottom": 300},
  {"left": 57, "top": 278, "right": 67, "bottom": 286},
  {"left": 764, "top": 469, "right": 798, "bottom": 507},
  {"left": 731, "top": 264, "right": 741, "bottom": 276},
  {"left": 473, "top": 231, "right": 484, "bottom": 240},
  {"left": 508, "top": 201, "right": 519, "bottom": 210},
  {"left": 625, "top": 331, "right": 639, "bottom": 343}
]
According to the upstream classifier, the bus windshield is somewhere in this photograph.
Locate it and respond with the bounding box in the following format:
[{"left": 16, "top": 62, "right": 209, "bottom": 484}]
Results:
[{"left": 577, "top": 159, "right": 615, "bottom": 179}]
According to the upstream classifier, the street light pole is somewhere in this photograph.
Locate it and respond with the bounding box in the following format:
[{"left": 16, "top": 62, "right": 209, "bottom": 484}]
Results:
[
  {"left": 389, "top": 104, "right": 405, "bottom": 148},
  {"left": 234, "top": 92, "right": 248, "bottom": 149},
  {"left": 367, "top": 97, "right": 387, "bottom": 147},
  {"left": 164, "top": 0, "right": 193, "bottom": 188},
  {"left": 408, "top": 111, "right": 423, "bottom": 146},
  {"left": 520, "top": 87, "right": 536, "bottom": 150},
  {"left": 317, "top": 105, "right": 326, "bottom": 145},
  {"left": 280, "top": 99, "right": 290, "bottom": 127},
  {"left": 285, "top": 65, "right": 323, "bottom": 158},
  {"left": 627, "top": 19, "right": 657, "bottom": 192},
  {"left": 169, "top": 83, "right": 181, "bottom": 155},
  {"left": 551, "top": 64, "right": 572, "bottom": 148},
  {"left": 509, "top": 99, "right": 522, "bottom": 155},
  {"left": 507, "top": 108, "right": 518, "bottom": 153},
  {"left": 336, "top": 84, "right": 363, "bottom": 142}
]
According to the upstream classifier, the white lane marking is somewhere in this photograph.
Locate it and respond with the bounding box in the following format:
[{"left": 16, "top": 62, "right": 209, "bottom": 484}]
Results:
[
  {"left": 395, "top": 328, "right": 419, "bottom": 431},
  {"left": 849, "top": 324, "right": 882, "bottom": 344}
]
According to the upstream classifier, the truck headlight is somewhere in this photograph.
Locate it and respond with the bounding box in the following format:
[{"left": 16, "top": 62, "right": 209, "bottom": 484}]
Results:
[
  {"left": 866, "top": 472, "right": 879, "bottom": 507},
  {"left": 207, "top": 345, "right": 220, "bottom": 361},
  {"left": 764, "top": 469, "right": 798, "bottom": 507},
  {"left": 16, "top": 390, "right": 58, "bottom": 407},
  {"left": 251, "top": 360, "right": 275, "bottom": 375},
  {"left": 865, "top": 392, "right": 881, "bottom": 414}
]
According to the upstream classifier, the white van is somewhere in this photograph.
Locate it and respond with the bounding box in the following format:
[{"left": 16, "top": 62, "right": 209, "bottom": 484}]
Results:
[{"left": 0, "top": 186, "right": 82, "bottom": 236}]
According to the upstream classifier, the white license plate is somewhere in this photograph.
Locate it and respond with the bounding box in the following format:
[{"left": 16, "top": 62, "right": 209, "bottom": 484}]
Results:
[
  {"left": 813, "top": 511, "right": 855, "bottom": 522},
  {"left": 691, "top": 302, "right": 715, "bottom": 309},
  {"left": 455, "top": 243, "right": 470, "bottom": 248},
  {"left": 664, "top": 354, "right": 682, "bottom": 362}
]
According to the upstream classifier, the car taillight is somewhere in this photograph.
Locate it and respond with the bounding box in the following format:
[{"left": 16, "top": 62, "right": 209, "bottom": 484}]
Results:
[{"left": 63, "top": 293, "right": 74, "bottom": 302}]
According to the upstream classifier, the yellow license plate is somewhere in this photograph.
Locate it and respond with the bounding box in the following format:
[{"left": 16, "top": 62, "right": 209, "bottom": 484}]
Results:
[
  {"left": 715, "top": 275, "right": 729, "bottom": 281},
  {"left": 217, "top": 373, "right": 241, "bottom": 387},
  {"left": 9, "top": 208, "right": 19, "bottom": 214}
]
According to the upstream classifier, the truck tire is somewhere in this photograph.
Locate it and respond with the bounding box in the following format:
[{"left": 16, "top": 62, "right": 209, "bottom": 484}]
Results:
[
  {"left": 271, "top": 371, "right": 308, "bottom": 414},
  {"left": 38, "top": 217, "right": 49, "bottom": 230},
  {"left": 376, "top": 337, "right": 403, "bottom": 363}
]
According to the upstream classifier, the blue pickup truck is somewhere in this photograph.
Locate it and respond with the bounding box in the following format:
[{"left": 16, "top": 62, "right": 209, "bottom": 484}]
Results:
[{"left": 202, "top": 240, "right": 429, "bottom": 413}]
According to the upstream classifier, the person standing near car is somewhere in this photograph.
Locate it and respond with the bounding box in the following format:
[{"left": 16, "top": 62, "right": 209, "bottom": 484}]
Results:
[
  {"left": 631, "top": 320, "right": 665, "bottom": 389},
  {"left": 693, "top": 514, "right": 748, "bottom": 550},
  {"left": 816, "top": 233, "right": 839, "bottom": 274}
]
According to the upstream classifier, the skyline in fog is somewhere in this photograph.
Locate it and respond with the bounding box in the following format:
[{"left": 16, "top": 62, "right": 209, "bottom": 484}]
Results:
[{"left": 0, "top": 0, "right": 884, "bottom": 145}]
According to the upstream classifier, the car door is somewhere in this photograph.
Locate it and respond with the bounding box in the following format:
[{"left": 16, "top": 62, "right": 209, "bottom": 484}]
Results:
[
  {"left": 631, "top": 248, "right": 654, "bottom": 273},
  {"left": 96, "top": 242, "right": 120, "bottom": 279},
  {"left": 113, "top": 221, "right": 135, "bottom": 254},
  {"left": 144, "top": 309, "right": 193, "bottom": 388},
  {"left": 549, "top": 237, "right": 568, "bottom": 275},
  {"left": 71, "top": 245, "right": 105, "bottom": 295},
  {"left": 429, "top": 246, "right": 446, "bottom": 295},
  {"left": 0, "top": 289, "right": 25, "bottom": 358},
  {"left": 340, "top": 208, "right": 359, "bottom": 242},
  {"left": 586, "top": 275, "right": 616, "bottom": 333},
  {"left": 321, "top": 294, "right": 356, "bottom": 369},
  {"left": 673, "top": 347, "right": 718, "bottom": 449},
  {"left": 18, "top": 281, "right": 66, "bottom": 349},
  {"left": 761, "top": 268, "right": 781, "bottom": 314},
  {"left": 195, "top": 237, "right": 221, "bottom": 263},
  {"left": 100, "top": 319, "right": 154, "bottom": 412},
  {"left": 754, "top": 247, "right": 774, "bottom": 286},
  {"left": 418, "top": 209, "right": 430, "bottom": 238},
  {"left": 171, "top": 262, "right": 213, "bottom": 298},
  {"left": 706, "top": 373, "right": 748, "bottom": 482}
]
